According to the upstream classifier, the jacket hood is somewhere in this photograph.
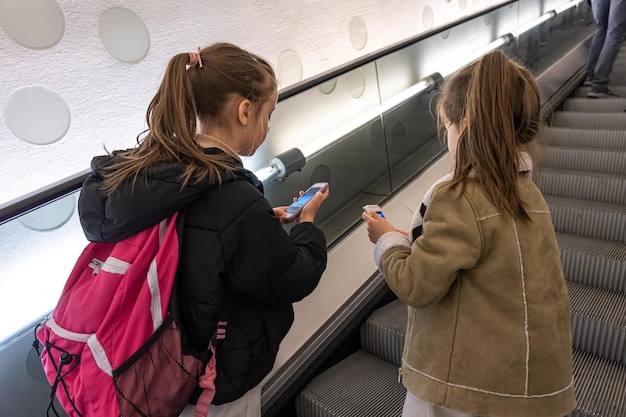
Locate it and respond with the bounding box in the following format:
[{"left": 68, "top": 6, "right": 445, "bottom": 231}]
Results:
[{"left": 78, "top": 150, "right": 260, "bottom": 243}]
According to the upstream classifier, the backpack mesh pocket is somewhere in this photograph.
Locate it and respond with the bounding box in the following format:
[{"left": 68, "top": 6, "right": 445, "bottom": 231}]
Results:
[{"left": 114, "top": 319, "right": 203, "bottom": 417}]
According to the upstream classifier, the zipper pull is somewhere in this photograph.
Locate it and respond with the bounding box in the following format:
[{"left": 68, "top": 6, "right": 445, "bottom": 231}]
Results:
[
  {"left": 89, "top": 259, "right": 102, "bottom": 276},
  {"left": 397, "top": 367, "right": 403, "bottom": 383}
]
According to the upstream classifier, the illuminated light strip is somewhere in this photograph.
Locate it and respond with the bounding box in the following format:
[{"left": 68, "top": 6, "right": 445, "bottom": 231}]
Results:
[
  {"left": 438, "top": 36, "right": 509, "bottom": 79},
  {"left": 510, "top": 13, "right": 553, "bottom": 38}
]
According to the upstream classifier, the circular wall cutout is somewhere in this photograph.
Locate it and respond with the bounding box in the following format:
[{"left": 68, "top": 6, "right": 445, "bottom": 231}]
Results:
[
  {"left": 349, "top": 17, "right": 368, "bottom": 50},
  {"left": 277, "top": 49, "right": 303, "bottom": 88},
  {"left": 369, "top": 119, "right": 384, "bottom": 148},
  {"left": 484, "top": 13, "right": 493, "bottom": 26},
  {"left": 422, "top": 6, "right": 434, "bottom": 30},
  {"left": 99, "top": 7, "right": 150, "bottom": 63},
  {"left": 4, "top": 86, "right": 71, "bottom": 145},
  {"left": 391, "top": 122, "right": 407, "bottom": 147},
  {"left": 346, "top": 69, "right": 366, "bottom": 99},
  {"left": 0, "top": 0, "right": 65, "bottom": 49},
  {"left": 317, "top": 59, "right": 337, "bottom": 95},
  {"left": 18, "top": 194, "right": 75, "bottom": 231},
  {"left": 310, "top": 164, "right": 331, "bottom": 184}
]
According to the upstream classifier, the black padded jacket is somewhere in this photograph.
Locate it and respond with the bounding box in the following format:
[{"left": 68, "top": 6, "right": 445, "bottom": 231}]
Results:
[{"left": 78, "top": 149, "right": 327, "bottom": 404}]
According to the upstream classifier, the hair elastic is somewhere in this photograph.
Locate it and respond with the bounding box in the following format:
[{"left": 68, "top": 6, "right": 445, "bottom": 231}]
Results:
[{"left": 188, "top": 47, "right": 203, "bottom": 68}]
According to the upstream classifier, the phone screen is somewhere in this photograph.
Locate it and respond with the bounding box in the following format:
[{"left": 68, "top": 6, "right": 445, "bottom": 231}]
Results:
[{"left": 287, "top": 187, "right": 322, "bottom": 212}]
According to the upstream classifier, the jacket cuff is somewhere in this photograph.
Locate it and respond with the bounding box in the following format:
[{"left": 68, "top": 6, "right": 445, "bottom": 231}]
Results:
[{"left": 374, "top": 231, "right": 410, "bottom": 271}]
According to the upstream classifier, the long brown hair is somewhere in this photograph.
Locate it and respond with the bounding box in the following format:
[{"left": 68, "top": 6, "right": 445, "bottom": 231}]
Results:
[
  {"left": 101, "top": 43, "right": 277, "bottom": 194},
  {"left": 437, "top": 50, "right": 541, "bottom": 220}
]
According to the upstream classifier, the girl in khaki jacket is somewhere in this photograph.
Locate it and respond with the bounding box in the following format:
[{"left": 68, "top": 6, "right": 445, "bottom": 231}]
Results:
[{"left": 362, "top": 51, "right": 576, "bottom": 417}]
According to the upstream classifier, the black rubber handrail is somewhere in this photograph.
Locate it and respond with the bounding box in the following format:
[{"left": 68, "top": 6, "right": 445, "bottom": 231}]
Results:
[{"left": 0, "top": 1, "right": 516, "bottom": 226}]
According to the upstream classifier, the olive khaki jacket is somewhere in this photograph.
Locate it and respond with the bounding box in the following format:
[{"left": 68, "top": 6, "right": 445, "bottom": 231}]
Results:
[{"left": 374, "top": 169, "right": 576, "bottom": 417}]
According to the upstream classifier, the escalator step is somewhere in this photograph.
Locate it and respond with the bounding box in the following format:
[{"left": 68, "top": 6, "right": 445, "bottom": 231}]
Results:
[
  {"left": 568, "top": 281, "right": 626, "bottom": 365},
  {"left": 546, "top": 195, "right": 626, "bottom": 242},
  {"left": 295, "top": 350, "right": 405, "bottom": 417},
  {"left": 541, "top": 147, "right": 626, "bottom": 175},
  {"left": 573, "top": 86, "right": 626, "bottom": 98},
  {"left": 535, "top": 168, "right": 626, "bottom": 205},
  {"left": 551, "top": 112, "right": 626, "bottom": 130},
  {"left": 360, "top": 298, "right": 405, "bottom": 366},
  {"left": 546, "top": 127, "right": 626, "bottom": 150},
  {"left": 563, "top": 97, "right": 626, "bottom": 113},
  {"left": 570, "top": 350, "right": 626, "bottom": 417},
  {"left": 557, "top": 232, "right": 626, "bottom": 293}
]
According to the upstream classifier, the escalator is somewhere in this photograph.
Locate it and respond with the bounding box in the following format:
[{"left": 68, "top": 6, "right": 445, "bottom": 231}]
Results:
[
  {"left": 0, "top": 3, "right": 611, "bottom": 417},
  {"left": 295, "top": 49, "right": 626, "bottom": 417}
]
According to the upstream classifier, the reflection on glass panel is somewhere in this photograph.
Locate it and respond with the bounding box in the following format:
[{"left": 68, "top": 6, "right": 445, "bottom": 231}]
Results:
[
  {"left": 382, "top": 89, "right": 445, "bottom": 192},
  {"left": 512, "top": 1, "right": 594, "bottom": 74},
  {"left": 243, "top": 63, "right": 381, "bottom": 174},
  {"left": 0, "top": 190, "right": 86, "bottom": 344},
  {"left": 375, "top": 3, "right": 521, "bottom": 193},
  {"left": 375, "top": 3, "right": 519, "bottom": 104}
]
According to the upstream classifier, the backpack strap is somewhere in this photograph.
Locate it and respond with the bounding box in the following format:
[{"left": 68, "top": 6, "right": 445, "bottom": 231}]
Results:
[{"left": 193, "top": 294, "right": 235, "bottom": 417}]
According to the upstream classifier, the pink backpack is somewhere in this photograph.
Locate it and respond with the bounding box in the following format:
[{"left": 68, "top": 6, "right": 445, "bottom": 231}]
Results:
[{"left": 35, "top": 213, "right": 220, "bottom": 417}]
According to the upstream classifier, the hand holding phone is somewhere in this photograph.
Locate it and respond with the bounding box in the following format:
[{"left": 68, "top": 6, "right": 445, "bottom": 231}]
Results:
[
  {"left": 363, "top": 204, "right": 385, "bottom": 218},
  {"left": 283, "top": 182, "right": 329, "bottom": 222}
]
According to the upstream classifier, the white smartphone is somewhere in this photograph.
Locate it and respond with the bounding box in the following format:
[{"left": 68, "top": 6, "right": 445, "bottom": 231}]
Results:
[
  {"left": 363, "top": 204, "right": 385, "bottom": 218},
  {"left": 284, "top": 182, "right": 329, "bottom": 222}
]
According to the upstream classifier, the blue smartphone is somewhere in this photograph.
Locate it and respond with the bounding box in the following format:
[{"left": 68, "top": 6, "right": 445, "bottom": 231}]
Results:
[
  {"left": 363, "top": 204, "right": 385, "bottom": 218},
  {"left": 284, "top": 182, "right": 329, "bottom": 222}
]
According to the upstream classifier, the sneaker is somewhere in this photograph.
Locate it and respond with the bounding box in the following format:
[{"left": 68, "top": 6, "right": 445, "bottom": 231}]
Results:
[
  {"left": 582, "top": 77, "right": 593, "bottom": 86},
  {"left": 587, "top": 89, "right": 620, "bottom": 98}
]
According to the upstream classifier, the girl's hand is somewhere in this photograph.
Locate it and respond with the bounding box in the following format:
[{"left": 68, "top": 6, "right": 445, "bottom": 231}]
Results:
[
  {"left": 361, "top": 211, "right": 397, "bottom": 244},
  {"left": 273, "top": 206, "right": 290, "bottom": 224},
  {"left": 276, "top": 186, "right": 330, "bottom": 224},
  {"left": 298, "top": 187, "right": 329, "bottom": 223}
]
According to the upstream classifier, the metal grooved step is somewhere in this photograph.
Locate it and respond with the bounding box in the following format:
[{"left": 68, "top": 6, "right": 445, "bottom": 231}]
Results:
[
  {"left": 545, "top": 127, "right": 626, "bottom": 150},
  {"left": 295, "top": 350, "right": 405, "bottom": 417},
  {"left": 360, "top": 298, "right": 405, "bottom": 366},
  {"left": 546, "top": 195, "right": 626, "bottom": 241},
  {"left": 542, "top": 147, "right": 626, "bottom": 175},
  {"left": 551, "top": 112, "right": 626, "bottom": 130},
  {"left": 568, "top": 281, "right": 626, "bottom": 364},
  {"left": 569, "top": 350, "right": 626, "bottom": 417},
  {"left": 563, "top": 97, "right": 626, "bottom": 113},
  {"left": 573, "top": 86, "right": 626, "bottom": 97},
  {"left": 556, "top": 232, "right": 626, "bottom": 294},
  {"left": 534, "top": 168, "right": 626, "bottom": 205}
]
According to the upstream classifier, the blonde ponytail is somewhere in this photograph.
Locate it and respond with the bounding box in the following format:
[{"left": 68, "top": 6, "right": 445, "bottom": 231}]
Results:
[{"left": 438, "top": 50, "right": 542, "bottom": 220}]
